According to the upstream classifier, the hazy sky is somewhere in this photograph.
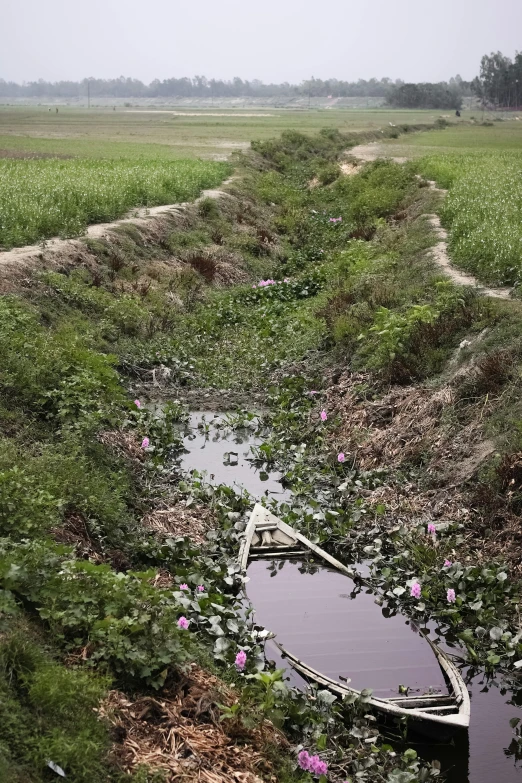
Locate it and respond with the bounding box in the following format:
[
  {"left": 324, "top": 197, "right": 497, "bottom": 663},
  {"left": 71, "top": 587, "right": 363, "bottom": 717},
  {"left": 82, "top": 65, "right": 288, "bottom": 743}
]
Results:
[{"left": 2, "top": 0, "right": 522, "bottom": 84}]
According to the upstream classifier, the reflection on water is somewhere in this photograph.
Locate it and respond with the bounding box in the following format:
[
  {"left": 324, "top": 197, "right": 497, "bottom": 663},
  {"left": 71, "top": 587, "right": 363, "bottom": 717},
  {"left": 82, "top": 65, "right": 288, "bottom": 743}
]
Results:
[
  {"left": 246, "top": 557, "right": 522, "bottom": 783},
  {"left": 180, "top": 412, "right": 291, "bottom": 500}
]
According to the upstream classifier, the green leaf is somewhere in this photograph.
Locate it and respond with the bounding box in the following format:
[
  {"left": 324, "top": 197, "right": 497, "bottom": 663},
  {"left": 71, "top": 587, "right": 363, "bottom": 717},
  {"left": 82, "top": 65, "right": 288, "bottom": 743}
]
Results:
[
  {"left": 316, "top": 733, "right": 327, "bottom": 750},
  {"left": 317, "top": 689, "right": 337, "bottom": 705}
]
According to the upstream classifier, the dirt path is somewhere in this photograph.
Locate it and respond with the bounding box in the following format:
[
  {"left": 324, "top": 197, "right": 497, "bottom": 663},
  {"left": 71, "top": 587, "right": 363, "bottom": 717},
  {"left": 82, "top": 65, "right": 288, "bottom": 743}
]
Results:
[
  {"left": 348, "top": 146, "right": 513, "bottom": 300},
  {"left": 349, "top": 141, "right": 408, "bottom": 164},
  {"left": 0, "top": 178, "right": 236, "bottom": 282}
]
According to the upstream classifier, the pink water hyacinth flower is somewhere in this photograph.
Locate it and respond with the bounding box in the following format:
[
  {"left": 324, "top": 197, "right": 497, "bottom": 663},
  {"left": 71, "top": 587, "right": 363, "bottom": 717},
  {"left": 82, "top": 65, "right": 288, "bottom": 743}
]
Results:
[
  {"left": 177, "top": 616, "right": 189, "bottom": 630},
  {"left": 235, "top": 650, "right": 247, "bottom": 671},
  {"left": 427, "top": 523, "right": 436, "bottom": 535},
  {"left": 134, "top": 399, "right": 141, "bottom": 409},
  {"left": 444, "top": 559, "right": 452, "bottom": 567},
  {"left": 447, "top": 588, "right": 456, "bottom": 603},
  {"left": 310, "top": 756, "right": 328, "bottom": 776},
  {"left": 320, "top": 410, "right": 328, "bottom": 422},
  {"left": 410, "top": 582, "right": 421, "bottom": 599},
  {"left": 141, "top": 437, "right": 150, "bottom": 449},
  {"left": 197, "top": 585, "right": 205, "bottom": 592},
  {"left": 297, "top": 750, "right": 311, "bottom": 770},
  {"left": 338, "top": 452, "right": 345, "bottom": 463},
  {"left": 179, "top": 583, "right": 189, "bottom": 590}
]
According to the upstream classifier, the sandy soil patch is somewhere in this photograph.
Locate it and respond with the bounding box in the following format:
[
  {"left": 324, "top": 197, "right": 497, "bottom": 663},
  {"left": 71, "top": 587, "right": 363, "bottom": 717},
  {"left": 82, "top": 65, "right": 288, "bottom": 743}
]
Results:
[{"left": 350, "top": 141, "right": 408, "bottom": 163}]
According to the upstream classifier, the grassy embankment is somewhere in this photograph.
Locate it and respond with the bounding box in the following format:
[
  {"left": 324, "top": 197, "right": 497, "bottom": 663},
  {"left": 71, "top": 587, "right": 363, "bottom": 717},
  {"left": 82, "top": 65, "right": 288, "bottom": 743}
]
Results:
[
  {"left": 354, "top": 118, "right": 522, "bottom": 286},
  {"left": 1, "top": 123, "right": 522, "bottom": 781}
]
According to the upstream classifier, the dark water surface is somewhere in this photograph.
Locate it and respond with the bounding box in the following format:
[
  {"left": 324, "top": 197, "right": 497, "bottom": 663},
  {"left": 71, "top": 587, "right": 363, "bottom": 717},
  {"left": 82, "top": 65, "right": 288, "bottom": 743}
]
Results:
[
  {"left": 180, "top": 412, "right": 291, "bottom": 500},
  {"left": 246, "top": 557, "right": 522, "bottom": 783}
]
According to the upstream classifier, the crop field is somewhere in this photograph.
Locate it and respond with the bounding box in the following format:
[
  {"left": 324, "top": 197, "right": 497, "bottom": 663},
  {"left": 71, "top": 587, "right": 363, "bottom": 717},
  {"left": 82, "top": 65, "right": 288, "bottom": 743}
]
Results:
[
  {"left": 416, "top": 151, "right": 522, "bottom": 285},
  {"left": 0, "top": 105, "right": 444, "bottom": 160},
  {"left": 0, "top": 157, "right": 229, "bottom": 248},
  {"left": 354, "top": 118, "right": 522, "bottom": 286}
]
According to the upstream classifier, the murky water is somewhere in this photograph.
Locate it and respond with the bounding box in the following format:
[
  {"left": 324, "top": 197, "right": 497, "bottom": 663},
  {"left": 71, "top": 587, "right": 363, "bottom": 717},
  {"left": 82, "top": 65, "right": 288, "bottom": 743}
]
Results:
[
  {"left": 180, "top": 412, "right": 291, "bottom": 500},
  {"left": 246, "top": 557, "right": 522, "bottom": 783}
]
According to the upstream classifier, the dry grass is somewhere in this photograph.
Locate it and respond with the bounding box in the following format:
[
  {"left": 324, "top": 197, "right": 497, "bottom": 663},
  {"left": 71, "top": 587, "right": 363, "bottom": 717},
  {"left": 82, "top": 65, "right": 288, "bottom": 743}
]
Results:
[
  {"left": 100, "top": 664, "right": 285, "bottom": 783},
  {"left": 143, "top": 501, "right": 215, "bottom": 546}
]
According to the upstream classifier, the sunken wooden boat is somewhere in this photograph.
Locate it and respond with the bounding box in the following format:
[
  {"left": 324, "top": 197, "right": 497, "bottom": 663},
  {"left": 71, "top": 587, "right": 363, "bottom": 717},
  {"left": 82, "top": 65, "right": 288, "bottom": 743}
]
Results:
[{"left": 239, "top": 504, "right": 470, "bottom": 737}]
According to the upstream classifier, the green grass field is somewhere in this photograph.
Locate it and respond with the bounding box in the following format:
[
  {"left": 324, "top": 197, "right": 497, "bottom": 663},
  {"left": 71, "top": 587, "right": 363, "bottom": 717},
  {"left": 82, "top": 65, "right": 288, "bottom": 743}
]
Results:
[
  {"left": 0, "top": 106, "right": 446, "bottom": 160},
  {"left": 0, "top": 106, "right": 440, "bottom": 249},
  {"left": 365, "top": 115, "right": 522, "bottom": 158}
]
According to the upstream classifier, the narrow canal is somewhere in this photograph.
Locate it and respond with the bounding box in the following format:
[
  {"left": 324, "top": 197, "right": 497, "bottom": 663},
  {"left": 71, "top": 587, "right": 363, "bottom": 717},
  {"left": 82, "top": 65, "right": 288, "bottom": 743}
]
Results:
[{"left": 180, "top": 413, "right": 522, "bottom": 783}]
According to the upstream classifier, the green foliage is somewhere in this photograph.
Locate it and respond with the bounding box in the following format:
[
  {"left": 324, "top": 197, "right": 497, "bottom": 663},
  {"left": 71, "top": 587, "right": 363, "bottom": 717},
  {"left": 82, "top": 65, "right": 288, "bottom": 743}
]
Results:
[
  {"left": 0, "top": 540, "right": 195, "bottom": 687},
  {"left": 0, "top": 622, "right": 112, "bottom": 783},
  {"left": 0, "top": 297, "right": 124, "bottom": 431},
  {"left": 0, "top": 157, "right": 230, "bottom": 249}
]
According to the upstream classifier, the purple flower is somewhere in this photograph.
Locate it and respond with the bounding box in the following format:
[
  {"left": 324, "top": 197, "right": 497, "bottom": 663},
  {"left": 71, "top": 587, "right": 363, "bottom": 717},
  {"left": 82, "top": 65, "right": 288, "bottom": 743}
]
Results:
[
  {"left": 177, "top": 616, "right": 189, "bottom": 630},
  {"left": 235, "top": 650, "right": 247, "bottom": 671},
  {"left": 427, "top": 523, "right": 436, "bottom": 535},
  {"left": 444, "top": 559, "right": 452, "bottom": 567},
  {"left": 338, "top": 452, "right": 345, "bottom": 463},
  {"left": 447, "top": 588, "right": 456, "bottom": 603},
  {"left": 410, "top": 582, "right": 421, "bottom": 599},
  {"left": 197, "top": 585, "right": 205, "bottom": 592},
  {"left": 179, "top": 583, "right": 189, "bottom": 590},
  {"left": 309, "top": 390, "right": 318, "bottom": 395},
  {"left": 297, "top": 750, "right": 311, "bottom": 771},
  {"left": 141, "top": 437, "right": 150, "bottom": 449},
  {"left": 320, "top": 410, "right": 328, "bottom": 422},
  {"left": 134, "top": 399, "right": 141, "bottom": 408}
]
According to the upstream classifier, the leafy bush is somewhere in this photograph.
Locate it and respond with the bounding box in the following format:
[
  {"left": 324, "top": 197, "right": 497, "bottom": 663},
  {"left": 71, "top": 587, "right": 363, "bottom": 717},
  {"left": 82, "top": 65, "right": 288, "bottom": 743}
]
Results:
[
  {"left": 0, "top": 297, "right": 124, "bottom": 431},
  {"left": 0, "top": 541, "right": 195, "bottom": 687}
]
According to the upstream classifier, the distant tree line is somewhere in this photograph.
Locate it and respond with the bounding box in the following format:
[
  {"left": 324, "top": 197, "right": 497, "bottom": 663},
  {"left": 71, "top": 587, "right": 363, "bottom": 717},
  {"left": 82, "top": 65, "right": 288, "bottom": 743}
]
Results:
[
  {"left": 1, "top": 65, "right": 506, "bottom": 111},
  {"left": 386, "top": 79, "right": 468, "bottom": 110},
  {"left": 473, "top": 52, "right": 522, "bottom": 107},
  {"left": 0, "top": 75, "right": 406, "bottom": 99}
]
